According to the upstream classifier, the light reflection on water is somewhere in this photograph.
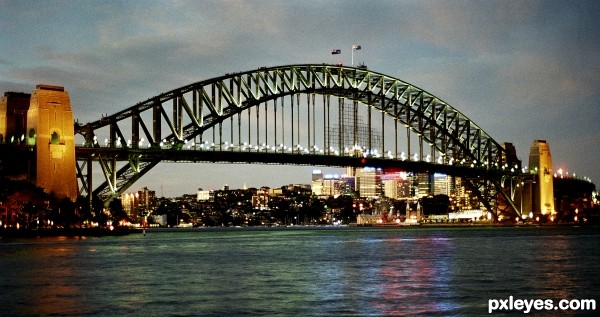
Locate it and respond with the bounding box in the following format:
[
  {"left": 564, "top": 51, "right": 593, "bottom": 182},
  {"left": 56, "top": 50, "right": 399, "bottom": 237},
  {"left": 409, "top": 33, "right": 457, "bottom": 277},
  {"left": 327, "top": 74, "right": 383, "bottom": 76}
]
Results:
[{"left": 0, "top": 227, "right": 598, "bottom": 316}]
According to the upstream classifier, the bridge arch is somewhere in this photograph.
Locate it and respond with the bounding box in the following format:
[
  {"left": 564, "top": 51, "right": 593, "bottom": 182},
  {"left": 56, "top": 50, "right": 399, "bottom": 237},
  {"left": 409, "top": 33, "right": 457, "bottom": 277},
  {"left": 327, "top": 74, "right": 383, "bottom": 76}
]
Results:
[{"left": 75, "top": 64, "right": 521, "bottom": 214}]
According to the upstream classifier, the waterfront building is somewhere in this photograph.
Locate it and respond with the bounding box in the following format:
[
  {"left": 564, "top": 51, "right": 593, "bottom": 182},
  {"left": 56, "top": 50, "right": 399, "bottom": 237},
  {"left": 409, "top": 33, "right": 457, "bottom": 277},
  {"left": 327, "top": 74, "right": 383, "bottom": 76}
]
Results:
[
  {"left": 121, "top": 187, "right": 156, "bottom": 222},
  {"left": 121, "top": 192, "right": 139, "bottom": 221}
]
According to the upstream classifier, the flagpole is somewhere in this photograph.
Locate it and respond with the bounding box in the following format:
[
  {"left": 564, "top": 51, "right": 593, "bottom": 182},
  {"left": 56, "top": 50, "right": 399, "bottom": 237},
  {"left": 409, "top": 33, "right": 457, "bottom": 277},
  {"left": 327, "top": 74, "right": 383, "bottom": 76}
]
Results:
[{"left": 351, "top": 45, "right": 361, "bottom": 66}]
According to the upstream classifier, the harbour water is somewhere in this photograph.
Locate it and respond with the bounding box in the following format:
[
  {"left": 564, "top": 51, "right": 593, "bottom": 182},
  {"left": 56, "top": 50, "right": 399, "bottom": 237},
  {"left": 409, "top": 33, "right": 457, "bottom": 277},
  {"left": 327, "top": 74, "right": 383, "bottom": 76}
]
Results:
[{"left": 1, "top": 226, "right": 599, "bottom": 316}]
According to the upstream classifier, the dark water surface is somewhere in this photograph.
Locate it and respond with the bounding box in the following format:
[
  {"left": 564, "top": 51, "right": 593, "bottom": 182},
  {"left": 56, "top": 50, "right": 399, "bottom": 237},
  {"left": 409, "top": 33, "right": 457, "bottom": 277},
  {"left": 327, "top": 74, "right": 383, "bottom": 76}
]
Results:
[{"left": 1, "top": 226, "right": 599, "bottom": 316}]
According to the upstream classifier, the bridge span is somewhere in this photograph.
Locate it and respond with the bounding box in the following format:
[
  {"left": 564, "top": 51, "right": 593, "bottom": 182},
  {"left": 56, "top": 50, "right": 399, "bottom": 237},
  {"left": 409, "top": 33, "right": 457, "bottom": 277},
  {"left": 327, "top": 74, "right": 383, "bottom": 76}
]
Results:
[
  {"left": 73, "top": 64, "right": 531, "bottom": 219},
  {"left": 3, "top": 64, "right": 544, "bottom": 220}
]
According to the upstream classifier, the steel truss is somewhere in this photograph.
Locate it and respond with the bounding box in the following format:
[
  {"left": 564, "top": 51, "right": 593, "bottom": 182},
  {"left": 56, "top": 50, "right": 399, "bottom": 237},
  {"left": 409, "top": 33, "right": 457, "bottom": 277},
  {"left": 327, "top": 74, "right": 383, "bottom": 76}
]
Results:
[{"left": 75, "top": 64, "right": 523, "bottom": 217}]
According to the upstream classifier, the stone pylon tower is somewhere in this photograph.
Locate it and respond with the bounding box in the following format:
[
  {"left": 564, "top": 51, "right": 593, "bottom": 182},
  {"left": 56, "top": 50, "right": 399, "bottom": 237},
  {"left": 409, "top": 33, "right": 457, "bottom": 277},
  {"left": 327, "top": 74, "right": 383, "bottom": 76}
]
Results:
[
  {"left": 528, "top": 140, "right": 555, "bottom": 216},
  {"left": 26, "top": 85, "right": 78, "bottom": 201},
  {"left": 0, "top": 92, "right": 31, "bottom": 144}
]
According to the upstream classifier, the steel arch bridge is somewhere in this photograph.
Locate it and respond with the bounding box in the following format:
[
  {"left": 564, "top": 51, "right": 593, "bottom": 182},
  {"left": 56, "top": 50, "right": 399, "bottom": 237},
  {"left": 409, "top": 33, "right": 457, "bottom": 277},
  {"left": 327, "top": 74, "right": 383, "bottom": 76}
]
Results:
[{"left": 75, "top": 64, "right": 526, "bottom": 217}]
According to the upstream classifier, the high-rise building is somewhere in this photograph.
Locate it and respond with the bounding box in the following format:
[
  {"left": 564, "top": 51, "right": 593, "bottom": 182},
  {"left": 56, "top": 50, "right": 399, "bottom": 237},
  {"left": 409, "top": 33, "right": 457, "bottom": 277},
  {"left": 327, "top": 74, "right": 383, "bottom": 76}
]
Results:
[
  {"left": 312, "top": 170, "right": 345, "bottom": 197},
  {"left": 417, "top": 173, "right": 433, "bottom": 198},
  {"left": 311, "top": 170, "right": 324, "bottom": 195},
  {"left": 121, "top": 192, "right": 138, "bottom": 221},
  {"left": 381, "top": 172, "right": 411, "bottom": 199},
  {"left": 355, "top": 167, "right": 381, "bottom": 198},
  {"left": 433, "top": 174, "right": 451, "bottom": 196},
  {"left": 138, "top": 187, "right": 156, "bottom": 217}
]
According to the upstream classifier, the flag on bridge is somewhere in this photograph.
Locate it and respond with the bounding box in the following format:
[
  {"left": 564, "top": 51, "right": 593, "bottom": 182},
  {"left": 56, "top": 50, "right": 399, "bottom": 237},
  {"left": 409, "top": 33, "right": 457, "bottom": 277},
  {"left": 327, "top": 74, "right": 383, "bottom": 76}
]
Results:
[
  {"left": 331, "top": 49, "right": 341, "bottom": 55},
  {"left": 352, "top": 45, "right": 361, "bottom": 50}
]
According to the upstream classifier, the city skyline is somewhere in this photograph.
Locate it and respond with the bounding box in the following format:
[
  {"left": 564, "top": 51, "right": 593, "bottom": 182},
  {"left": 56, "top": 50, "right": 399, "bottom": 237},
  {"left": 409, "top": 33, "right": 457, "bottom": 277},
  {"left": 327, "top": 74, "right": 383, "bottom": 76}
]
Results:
[{"left": 1, "top": 1, "right": 598, "bottom": 196}]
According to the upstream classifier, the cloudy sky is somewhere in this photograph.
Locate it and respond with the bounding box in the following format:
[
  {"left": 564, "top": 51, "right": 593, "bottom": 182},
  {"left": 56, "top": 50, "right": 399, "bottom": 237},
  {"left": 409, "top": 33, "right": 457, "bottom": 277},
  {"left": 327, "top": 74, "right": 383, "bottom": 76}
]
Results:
[{"left": 1, "top": 0, "right": 598, "bottom": 196}]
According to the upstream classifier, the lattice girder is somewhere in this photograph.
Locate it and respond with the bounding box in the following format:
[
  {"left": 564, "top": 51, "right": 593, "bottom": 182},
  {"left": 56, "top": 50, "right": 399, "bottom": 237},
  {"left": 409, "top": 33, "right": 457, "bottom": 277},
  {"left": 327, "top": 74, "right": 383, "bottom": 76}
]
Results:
[{"left": 75, "top": 64, "right": 517, "bottom": 203}]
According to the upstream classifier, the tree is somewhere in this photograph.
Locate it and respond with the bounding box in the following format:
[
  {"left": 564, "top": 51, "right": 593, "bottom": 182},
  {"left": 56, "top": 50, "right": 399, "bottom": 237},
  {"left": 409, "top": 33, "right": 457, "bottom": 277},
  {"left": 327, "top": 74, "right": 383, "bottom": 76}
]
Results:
[{"left": 108, "top": 198, "right": 129, "bottom": 224}]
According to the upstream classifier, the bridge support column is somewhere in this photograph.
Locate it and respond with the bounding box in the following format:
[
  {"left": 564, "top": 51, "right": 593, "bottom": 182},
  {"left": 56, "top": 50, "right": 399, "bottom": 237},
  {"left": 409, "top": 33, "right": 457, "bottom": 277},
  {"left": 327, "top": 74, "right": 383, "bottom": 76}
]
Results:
[
  {"left": 26, "top": 84, "right": 78, "bottom": 201},
  {"left": 527, "top": 140, "right": 555, "bottom": 217}
]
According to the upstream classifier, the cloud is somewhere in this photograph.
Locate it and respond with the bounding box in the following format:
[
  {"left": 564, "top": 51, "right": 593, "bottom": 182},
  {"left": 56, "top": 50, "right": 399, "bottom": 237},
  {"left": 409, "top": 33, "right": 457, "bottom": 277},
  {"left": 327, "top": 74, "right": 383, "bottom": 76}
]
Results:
[{"left": 1, "top": 0, "right": 598, "bottom": 188}]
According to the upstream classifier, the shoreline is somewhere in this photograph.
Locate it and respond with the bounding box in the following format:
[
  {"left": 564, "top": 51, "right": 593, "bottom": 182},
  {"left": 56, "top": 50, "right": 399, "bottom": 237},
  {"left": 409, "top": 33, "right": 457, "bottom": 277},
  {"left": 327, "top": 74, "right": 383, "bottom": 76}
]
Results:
[
  {"left": 0, "top": 227, "right": 142, "bottom": 239},
  {"left": 2, "top": 223, "right": 597, "bottom": 239}
]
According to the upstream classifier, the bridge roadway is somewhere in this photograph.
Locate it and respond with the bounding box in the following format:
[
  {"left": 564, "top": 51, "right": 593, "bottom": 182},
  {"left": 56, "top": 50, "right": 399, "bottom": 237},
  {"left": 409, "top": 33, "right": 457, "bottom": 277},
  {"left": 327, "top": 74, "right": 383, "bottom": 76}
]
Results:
[{"left": 74, "top": 146, "right": 523, "bottom": 179}]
